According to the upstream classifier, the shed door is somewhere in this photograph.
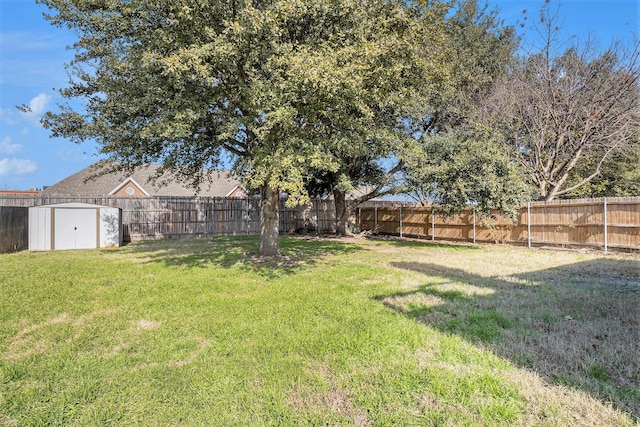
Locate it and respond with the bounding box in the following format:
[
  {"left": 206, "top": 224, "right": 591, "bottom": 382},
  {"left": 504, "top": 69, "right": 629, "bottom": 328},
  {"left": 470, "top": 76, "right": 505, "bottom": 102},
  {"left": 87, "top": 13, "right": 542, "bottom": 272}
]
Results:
[{"left": 54, "top": 208, "right": 98, "bottom": 250}]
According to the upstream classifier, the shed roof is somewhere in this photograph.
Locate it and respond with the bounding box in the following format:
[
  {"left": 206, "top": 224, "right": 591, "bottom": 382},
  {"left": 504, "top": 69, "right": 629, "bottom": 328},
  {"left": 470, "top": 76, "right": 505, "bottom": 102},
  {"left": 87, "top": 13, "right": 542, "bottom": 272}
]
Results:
[
  {"left": 31, "top": 202, "right": 119, "bottom": 209},
  {"left": 41, "top": 163, "right": 244, "bottom": 198}
]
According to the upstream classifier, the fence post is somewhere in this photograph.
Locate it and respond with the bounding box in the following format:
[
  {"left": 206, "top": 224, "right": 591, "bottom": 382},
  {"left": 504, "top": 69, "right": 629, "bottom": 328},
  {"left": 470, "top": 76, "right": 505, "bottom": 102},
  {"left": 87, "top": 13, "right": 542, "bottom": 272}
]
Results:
[
  {"left": 157, "top": 197, "right": 161, "bottom": 238},
  {"left": 203, "top": 198, "right": 208, "bottom": 237},
  {"left": 399, "top": 204, "right": 403, "bottom": 238},
  {"left": 245, "top": 198, "right": 250, "bottom": 235},
  {"left": 527, "top": 202, "right": 531, "bottom": 248},
  {"left": 316, "top": 198, "right": 320, "bottom": 235},
  {"left": 473, "top": 207, "right": 476, "bottom": 244},
  {"left": 374, "top": 207, "right": 378, "bottom": 231},
  {"left": 431, "top": 206, "right": 435, "bottom": 241},
  {"left": 603, "top": 197, "right": 608, "bottom": 254}
]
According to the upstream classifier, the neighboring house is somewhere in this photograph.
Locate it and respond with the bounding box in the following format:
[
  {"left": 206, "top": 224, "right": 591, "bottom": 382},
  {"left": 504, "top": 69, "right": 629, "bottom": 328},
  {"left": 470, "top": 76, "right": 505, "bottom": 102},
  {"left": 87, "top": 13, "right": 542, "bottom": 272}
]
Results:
[
  {"left": 41, "top": 163, "right": 248, "bottom": 198},
  {"left": 320, "top": 185, "right": 381, "bottom": 202}
]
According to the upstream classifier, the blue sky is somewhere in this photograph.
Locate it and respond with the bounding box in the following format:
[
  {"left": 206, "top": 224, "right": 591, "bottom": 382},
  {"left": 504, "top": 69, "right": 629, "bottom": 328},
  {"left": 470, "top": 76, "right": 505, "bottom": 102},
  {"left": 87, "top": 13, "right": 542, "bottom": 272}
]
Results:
[{"left": 0, "top": 0, "right": 638, "bottom": 190}]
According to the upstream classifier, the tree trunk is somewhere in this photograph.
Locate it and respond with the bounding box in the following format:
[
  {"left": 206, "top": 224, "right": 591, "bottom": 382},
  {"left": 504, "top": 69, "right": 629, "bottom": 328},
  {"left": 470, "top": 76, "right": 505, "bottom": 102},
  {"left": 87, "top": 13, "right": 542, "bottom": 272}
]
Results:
[
  {"left": 259, "top": 184, "right": 280, "bottom": 256},
  {"left": 333, "top": 188, "right": 354, "bottom": 237}
]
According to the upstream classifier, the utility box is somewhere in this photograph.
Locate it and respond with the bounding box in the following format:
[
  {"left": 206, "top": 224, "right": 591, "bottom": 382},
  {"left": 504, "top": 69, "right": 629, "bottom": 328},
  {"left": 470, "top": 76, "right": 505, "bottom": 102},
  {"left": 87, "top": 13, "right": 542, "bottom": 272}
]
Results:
[{"left": 29, "top": 203, "right": 122, "bottom": 251}]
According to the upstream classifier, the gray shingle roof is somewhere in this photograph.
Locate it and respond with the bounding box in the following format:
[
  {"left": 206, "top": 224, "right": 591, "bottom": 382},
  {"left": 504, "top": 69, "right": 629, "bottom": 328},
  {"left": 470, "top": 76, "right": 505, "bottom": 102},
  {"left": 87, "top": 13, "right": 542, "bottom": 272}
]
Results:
[{"left": 41, "top": 163, "right": 244, "bottom": 197}]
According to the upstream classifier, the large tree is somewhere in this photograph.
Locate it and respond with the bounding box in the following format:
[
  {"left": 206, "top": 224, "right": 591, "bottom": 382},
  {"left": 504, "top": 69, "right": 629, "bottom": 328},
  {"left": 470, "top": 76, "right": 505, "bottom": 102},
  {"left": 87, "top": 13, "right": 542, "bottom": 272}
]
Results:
[
  {"left": 484, "top": 1, "right": 640, "bottom": 201},
  {"left": 300, "top": 0, "right": 451, "bottom": 236},
  {"left": 401, "top": 0, "right": 522, "bottom": 210},
  {"left": 562, "top": 144, "right": 640, "bottom": 198},
  {"left": 308, "top": 0, "right": 518, "bottom": 235},
  {"left": 36, "top": 0, "right": 448, "bottom": 255},
  {"left": 402, "top": 127, "right": 529, "bottom": 217},
  {"left": 422, "top": 0, "right": 517, "bottom": 132}
]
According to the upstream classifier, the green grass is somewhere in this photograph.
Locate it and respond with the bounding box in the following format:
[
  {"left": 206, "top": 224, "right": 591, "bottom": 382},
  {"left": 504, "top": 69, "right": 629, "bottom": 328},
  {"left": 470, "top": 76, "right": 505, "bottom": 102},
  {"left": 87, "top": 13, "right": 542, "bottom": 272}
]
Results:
[{"left": 0, "top": 236, "right": 637, "bottom": 426}]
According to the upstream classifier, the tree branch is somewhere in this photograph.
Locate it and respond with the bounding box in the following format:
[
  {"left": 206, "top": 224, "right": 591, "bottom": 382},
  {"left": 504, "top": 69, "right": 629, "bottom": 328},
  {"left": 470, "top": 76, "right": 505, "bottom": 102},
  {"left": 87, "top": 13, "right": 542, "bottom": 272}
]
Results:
[{"left": 349, "top": 159, "right": 405, "bottom": 207}]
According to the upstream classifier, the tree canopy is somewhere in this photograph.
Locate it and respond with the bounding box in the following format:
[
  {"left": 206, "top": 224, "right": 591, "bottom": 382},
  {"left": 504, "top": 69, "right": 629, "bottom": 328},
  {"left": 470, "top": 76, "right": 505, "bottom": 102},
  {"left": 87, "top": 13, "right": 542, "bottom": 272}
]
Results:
[
  {"left": 37, "top": 0, "right": 451, "bottom": 254},
  {"left": 402, "top": 127, "right": 529, "bottom": 218},
  {"left": 400, "top": 0, "right": 525, "bottom": 213},
  {"left": 483, "top": 2, "right": 640, "bottom": 201},
  {"left": 562, "top": 145, "right": 640, "bottom": 198}
]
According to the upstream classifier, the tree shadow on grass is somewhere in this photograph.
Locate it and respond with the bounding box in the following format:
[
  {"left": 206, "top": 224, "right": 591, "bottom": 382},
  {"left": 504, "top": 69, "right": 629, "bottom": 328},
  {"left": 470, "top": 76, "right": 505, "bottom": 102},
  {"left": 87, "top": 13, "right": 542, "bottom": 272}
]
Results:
[
  {"left": 363, "top": 236, "right": 481, "bottom": 251},
  {"left": 120, "top": 235, "right": 362, "bottom": 278},
  {"left": 377, "top": 258, "right": 640, "bottom": 420}
]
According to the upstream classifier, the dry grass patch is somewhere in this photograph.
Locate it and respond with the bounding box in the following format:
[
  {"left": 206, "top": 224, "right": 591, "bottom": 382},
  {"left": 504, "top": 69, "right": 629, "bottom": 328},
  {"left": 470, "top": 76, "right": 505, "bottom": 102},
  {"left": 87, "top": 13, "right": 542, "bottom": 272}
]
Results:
[
  {"left": 287, "top": 388, "right": 371, "bottom": 427},
  {"left": 286, "top": 362, "right": 372, "bottom": 426},
  {"left": 365, "top": 238, "right": 640, "bottom": 420},
  {"left": 136, "top": 319, "right": 161, "bottom": 331},
  {"left": 509, "top": 368, "right": 633, "bottom": 427},
  {"left": 5, "top": 310, "right": 117, "bottom": 361},
  {"left": 382, "top": 292, "right": 446, "bottom": 313}
]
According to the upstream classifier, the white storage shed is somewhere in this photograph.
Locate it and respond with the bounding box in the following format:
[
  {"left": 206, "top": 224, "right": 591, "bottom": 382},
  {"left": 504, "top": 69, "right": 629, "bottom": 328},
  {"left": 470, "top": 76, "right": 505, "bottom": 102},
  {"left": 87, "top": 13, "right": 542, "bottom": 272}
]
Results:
[{"left": 29, "top": 203, "right": 122, "bottom": 251}]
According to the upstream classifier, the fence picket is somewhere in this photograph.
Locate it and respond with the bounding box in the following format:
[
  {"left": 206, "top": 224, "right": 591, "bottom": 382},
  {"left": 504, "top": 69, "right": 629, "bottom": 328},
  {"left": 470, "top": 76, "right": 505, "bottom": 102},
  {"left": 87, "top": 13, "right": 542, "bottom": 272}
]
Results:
[
  {"left": 2, "top": 195, "right": 639, "bottom": 251},
  {"left": 0, "top": 195, "right": 337, "bottom": 243},
  {"left": 358, "top": 197, "right": 640, "bottom": 251}
]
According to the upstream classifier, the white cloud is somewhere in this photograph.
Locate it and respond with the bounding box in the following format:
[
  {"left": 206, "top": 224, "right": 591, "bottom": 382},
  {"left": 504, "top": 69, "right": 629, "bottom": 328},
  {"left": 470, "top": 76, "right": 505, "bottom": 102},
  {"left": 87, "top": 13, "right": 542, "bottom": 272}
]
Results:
[
  {"left": 21, "top": 92, "right": 52, "bottom": 125},
  {"left": 0, "top": 137, "right": 22, "bottom": 154},
  {"left": 28, "top": 93, "right": 52, "bottom": 116},
  {"left": 0, "top": 158, "right": 38, "bottom": 177}
]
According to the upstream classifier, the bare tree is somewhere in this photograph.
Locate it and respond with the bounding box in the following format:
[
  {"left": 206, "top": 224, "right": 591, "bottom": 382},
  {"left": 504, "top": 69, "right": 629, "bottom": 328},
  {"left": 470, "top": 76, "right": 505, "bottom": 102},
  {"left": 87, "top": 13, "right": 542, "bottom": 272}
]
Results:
[{"left": 484, "top": 2, "right": 640, "bottom": 201}]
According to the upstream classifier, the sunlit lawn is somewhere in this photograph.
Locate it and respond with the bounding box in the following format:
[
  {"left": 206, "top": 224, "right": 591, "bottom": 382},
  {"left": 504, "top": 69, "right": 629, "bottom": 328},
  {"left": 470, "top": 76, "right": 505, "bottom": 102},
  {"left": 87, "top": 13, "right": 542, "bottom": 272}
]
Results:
[{"left": 0, "top": 236, "right": 637, "bottom": 425}]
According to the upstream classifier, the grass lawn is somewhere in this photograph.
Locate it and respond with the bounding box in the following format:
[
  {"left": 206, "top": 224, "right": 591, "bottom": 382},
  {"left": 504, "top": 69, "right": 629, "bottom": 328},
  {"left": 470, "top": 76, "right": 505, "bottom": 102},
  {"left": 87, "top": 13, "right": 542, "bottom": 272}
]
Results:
[{"left": 1, "top": 236, "right": 638, "bottom": 426}]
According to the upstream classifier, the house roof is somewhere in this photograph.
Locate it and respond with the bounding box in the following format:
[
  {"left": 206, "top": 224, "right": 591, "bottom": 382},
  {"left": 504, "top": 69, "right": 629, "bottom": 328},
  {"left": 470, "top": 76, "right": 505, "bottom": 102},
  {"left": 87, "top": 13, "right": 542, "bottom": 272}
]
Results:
[
  {"left": 41, "top": 163, "right": 245, "bottom": 198},
  {"left": 0, "top": 190, "right": 40, "bottom": 195},
  {"left": 322, "top": 185, "right": 381, "bottom": 201}
]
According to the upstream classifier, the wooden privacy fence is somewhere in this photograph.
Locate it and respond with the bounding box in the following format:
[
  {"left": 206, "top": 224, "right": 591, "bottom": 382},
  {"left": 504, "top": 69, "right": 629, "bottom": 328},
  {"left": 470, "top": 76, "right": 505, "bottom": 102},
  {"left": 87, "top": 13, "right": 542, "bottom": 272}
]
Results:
[
  {"left": 358, "top": 197, "right": 640, "bottom": 252},
  {"left": 4, "top": 195, "right": 639, "bottom": 251},
  {"left": 0, "top": 206, "right": 28, "bottom": 253},
  {"left": 0, "top": 196, "right": 338, "bottom": 242}
]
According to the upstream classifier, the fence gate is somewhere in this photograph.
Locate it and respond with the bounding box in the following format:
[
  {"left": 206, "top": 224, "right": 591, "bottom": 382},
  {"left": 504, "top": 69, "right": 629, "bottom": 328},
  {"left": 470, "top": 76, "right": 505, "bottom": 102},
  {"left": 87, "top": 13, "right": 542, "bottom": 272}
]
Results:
[{"left": 0, "top": 206, "right": 28, "bottom": 253}]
